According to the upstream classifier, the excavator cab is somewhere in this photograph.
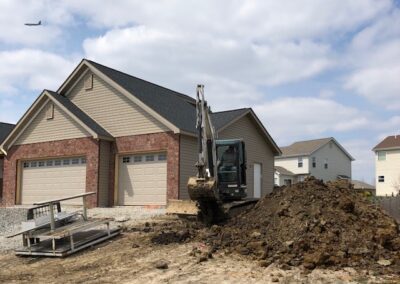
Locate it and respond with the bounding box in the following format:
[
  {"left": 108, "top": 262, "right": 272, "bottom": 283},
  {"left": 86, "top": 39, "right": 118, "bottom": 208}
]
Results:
[{"left": 216, "top": 140, "right": 247, "bottom": 200}]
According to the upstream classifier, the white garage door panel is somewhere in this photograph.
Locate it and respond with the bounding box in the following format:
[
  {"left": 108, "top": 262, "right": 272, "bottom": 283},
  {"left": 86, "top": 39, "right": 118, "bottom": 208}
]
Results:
[
  {"left": 21, "top": 157, "right": 86, "bottom": 205},
  {"left": 119, "top": 153, "right": 167, "bottom": 205}
]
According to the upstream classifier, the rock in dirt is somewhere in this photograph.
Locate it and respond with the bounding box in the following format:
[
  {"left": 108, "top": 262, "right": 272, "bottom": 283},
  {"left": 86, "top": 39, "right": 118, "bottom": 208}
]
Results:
[
  {"left": 202, "top": 177, "right": 400, "bottom": 274},
  {"left": 377, "top": 259, "right": 392, "bottom": 266},
  {"left": 114, "top": 216, "right": 130, "bottom": 222},
  {"left": 154, "top": 260, "right": 169, "bottom": 269}
]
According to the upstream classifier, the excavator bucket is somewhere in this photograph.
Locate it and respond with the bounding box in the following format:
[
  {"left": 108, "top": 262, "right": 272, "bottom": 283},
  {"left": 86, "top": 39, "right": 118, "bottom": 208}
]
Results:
[
  {"left": 187, "top": 176, "right": 218, "bottom": 201},
  {"left": 166, "top": 199, "right": 198, "bottom": 215}
]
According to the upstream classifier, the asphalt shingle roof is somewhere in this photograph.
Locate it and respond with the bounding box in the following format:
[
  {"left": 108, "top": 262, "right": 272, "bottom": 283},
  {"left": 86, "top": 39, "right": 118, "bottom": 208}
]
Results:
[
  {"left": 211, "top": 108, "right": 250, "bottom": 131},
  {"left": 46, "top": 90, "right": 112, "bottom": 139},
  {"left": 279, "top": 137, "right": 333, "bottom": 157},
  {"left": 373, "top": 135, "right": 400, "bottom": 151},
  {"left": 0, "top": 122, "right": 14, "bottom": 144},
  {"left": 275, "top": 166, "right": 295, "bottom": 176}
]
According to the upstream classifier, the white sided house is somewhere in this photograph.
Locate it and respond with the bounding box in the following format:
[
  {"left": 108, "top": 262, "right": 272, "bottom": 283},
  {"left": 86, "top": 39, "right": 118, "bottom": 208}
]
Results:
[
  {"left": 274, "top": 137, "right": 354, "bottom": 186},
  {"left": 372, "top": 135, "right": 400, "bottom": 196}
]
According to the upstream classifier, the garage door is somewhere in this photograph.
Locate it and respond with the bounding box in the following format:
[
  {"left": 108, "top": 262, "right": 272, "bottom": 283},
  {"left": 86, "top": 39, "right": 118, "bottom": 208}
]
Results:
[
  {"left": 118, "top": 152, "right": 167, "bottom": 205},
  {"left": 21, "top": 157, "right": 87, "bottom": 205}
]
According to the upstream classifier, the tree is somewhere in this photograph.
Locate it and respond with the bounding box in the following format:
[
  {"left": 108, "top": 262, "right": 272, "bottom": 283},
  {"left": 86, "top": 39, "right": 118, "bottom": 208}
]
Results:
[{"left": 393, "top": 174, "right": 400, "bottom": 196}]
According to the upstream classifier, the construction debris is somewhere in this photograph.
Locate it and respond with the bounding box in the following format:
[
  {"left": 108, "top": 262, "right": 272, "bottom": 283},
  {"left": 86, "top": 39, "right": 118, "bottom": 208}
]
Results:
[{"left": 200, "top": 177, "right": 400, "bottom": 273}]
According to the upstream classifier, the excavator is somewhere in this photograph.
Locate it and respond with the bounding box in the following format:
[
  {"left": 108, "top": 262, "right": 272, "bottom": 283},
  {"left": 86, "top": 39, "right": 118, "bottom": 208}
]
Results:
[{"left": 186, "top": 85, "right": 258, "bottom": 224}]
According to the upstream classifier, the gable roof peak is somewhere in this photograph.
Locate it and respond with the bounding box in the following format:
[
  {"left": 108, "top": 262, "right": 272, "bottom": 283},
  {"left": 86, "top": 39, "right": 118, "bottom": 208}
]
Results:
[{"left": 372, "top": 134, "right": 400, "bottom": 151}]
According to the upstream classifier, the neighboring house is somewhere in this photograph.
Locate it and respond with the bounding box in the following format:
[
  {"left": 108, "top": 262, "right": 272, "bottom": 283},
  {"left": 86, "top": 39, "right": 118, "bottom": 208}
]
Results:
[
  {"left": 351, "top": 180, "right": 375, "bottom": 195},
  {"left": 372, "top": 135, "right": 400, "bottom": 196},
  {"left": 0, "top": 122, "right": 15, "bottom": 198},
  {"left": 275, "top": 137, "right": 354, "bottom": 184},
  {"left": 274, "top": 166, "right": 295, "bottom": 186},
  {"left": 0, "top": 59, "right": 281, "bottom": 207}
]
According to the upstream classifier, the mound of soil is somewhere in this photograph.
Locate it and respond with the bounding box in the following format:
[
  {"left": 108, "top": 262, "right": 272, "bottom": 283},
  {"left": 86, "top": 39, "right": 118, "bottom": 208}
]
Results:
[{"left": 204, "top": 177, "right": 400, "bottom": 273}]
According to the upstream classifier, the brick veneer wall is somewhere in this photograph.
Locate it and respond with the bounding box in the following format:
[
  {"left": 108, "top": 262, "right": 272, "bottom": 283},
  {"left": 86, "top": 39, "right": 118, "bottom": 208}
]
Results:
[
  {"left": 1, "top": 137, "right": 99, "bottom": 207},
  {"left": 109, "top": 132, "right": 180, "bottom": 205}
]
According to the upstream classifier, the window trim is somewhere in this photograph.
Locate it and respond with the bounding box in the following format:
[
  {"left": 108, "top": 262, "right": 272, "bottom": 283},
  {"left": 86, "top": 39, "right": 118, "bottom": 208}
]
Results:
[
  {"left": 297, "top": 157, "right": 303, "bottom": 168},
  {"left": 378, "top": 151, "right": 386, "bottom": 161}
]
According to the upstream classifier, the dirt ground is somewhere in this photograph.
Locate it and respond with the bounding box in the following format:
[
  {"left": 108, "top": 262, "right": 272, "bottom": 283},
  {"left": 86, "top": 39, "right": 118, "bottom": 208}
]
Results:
[{"left": 0, "top": 216, "right": 399, "bottom": 284}]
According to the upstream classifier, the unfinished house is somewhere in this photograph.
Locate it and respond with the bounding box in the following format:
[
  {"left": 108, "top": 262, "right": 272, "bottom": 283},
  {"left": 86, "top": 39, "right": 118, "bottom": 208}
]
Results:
[{"left": 0, "top": 59, "right": 281, "bottom": 207}]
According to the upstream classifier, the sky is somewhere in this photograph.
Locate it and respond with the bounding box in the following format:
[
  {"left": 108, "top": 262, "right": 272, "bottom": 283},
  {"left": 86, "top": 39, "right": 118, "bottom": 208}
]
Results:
[{"left": 0, "top": 0, "right": 399, "bottom": 184}]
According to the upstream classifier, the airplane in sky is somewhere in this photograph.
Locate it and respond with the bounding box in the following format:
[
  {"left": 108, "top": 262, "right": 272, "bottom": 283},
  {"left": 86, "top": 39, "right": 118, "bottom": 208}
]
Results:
[{"left": 24, "top": 20, "right": 41, "bottom": 26}]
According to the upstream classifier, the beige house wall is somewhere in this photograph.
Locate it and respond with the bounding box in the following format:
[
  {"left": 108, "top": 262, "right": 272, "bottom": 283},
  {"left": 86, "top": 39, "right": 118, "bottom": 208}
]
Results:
[
  {"left": 68, "top": 72, "right": 169, "bottom": 137},
  {"left": 179, "top": 114, "right": 276, "bottom": 199},
  {"left": 15, "top": 101, "right": 91, "bottom": 145},
  {"left": 375, "top": 149, "right": 400, "bottom": 196},
  {"left": 309, "top": 142, "right": 352, "bottom": 182},
  {"left": 275, "top": 157, "right": 310, "bottom": 175}
]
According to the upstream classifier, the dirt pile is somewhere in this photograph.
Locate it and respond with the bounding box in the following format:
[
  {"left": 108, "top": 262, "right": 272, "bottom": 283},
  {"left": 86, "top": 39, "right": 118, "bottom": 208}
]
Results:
[{"left": 204, "top": 177, "right": 400, "bottom": 272}]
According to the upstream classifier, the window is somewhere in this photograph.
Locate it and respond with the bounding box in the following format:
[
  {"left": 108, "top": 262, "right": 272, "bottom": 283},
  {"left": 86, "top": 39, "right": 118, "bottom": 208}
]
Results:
[
  {"left": 81, "top": 157, "right": 86, "bottom": 164},
  {"left": 23, "top": 162, "right": 30, "bottom": 168},
  {"left": 71, "top": 158, "right": 79, "bottom": 165},
  {"left": 298, "top": 157, "right": 303, "bottom": 168},
  {"left": 31, "top": 161, "right": 37, "bottom": 167},
  {"left": 324, "top": 158, "right": 328, "bottom": 169},
  {"left": 378, "top": 176, "right": 385, "bottom": 183},
  {"left": 46, "top": 103, "right": 54, "bottom": 120},
  {"left": 145, "top": 155, "right": 154, "bottom": 162},
  {"left": 378, "top": 151, "right": 386, "bottom": 161},
  {"left": 158, "top": 154, "right": 167, "bottom": 161},
  {"left": 46, "top": 160, "right": 53, "bottom": 167},
  {"left": 122, "top": 157, "right": 130, "bottom": 163},
  {"left": 84, "top": 74, "right": 93, "bottom": 90},
  {"left": 312, "top": 157, "right": 316, "bottom": 168},
  {"left": 284, "top": 179, "right": 292, "bottom": 186},
  {"left": 63, "top": 159, "right": 70, "bottom": 165},
  {"left": 54, "top": 160, "right": 61, "bottom": 166},
  {"left": 133, "top": 156, "right": 142, "bottom": 163},
  {"left": 38, "top": 161, "right": 45, "bottom": 167}
]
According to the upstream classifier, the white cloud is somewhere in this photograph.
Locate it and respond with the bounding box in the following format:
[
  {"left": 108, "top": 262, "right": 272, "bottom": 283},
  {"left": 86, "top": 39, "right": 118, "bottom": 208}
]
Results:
[
  {"left": 0, "top": 0, "right": 75, "bottom": 46},
  {"left": 345, "top": 10, "right": 400, "bottom": 109},
  {"left": 0, "top": 49, "right": 76, "bottom": 93},
  {"left": 253, "top": 97, "right": 369, "bottom": 145}
]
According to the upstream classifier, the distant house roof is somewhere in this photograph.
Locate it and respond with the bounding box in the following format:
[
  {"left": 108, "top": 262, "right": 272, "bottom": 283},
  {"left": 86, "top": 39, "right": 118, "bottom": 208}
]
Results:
[
  {"left": 275, "top": 166, "right": 295, "bottom": 176},
  {"left": 372, "top": 135, "right": 400, "bottom": 151},
  {"left": 351, "top": 180, "right": 375, "bottom": 190},
  {"left": 277, "top": 137, "right": 354, "bottom": 161},
  {"left": 0, "top": 122, "right": 14, "bottom": 145}
]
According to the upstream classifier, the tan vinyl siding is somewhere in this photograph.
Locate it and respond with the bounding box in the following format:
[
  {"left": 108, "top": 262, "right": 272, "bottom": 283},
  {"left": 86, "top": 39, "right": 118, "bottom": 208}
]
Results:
[
  {"left": 179, "top": 135, "right": 198, "bottom": 199},
  {"left": 15, "top": 101, "right": 90, "bottom": 145},
  {"left": 219, "top": 115, "right": 275, "bottom": 197},
  {"left": 99, "top": 140, "right": 110, "bottom": 207},
  {"left": 179, "top": 114, "right": 275, "bottom": 199},
  {"left": 68, "top": 72, "right": 169, "bottom": 137}
]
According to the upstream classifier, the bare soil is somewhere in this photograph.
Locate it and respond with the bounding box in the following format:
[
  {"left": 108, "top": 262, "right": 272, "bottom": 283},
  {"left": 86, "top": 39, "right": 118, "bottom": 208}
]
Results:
[
  {"left": 0, "top": 178, "right": 399, "bottom": 283},
  {"left": 203, "top": 177, "right": 400, "bottom": 273}
]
